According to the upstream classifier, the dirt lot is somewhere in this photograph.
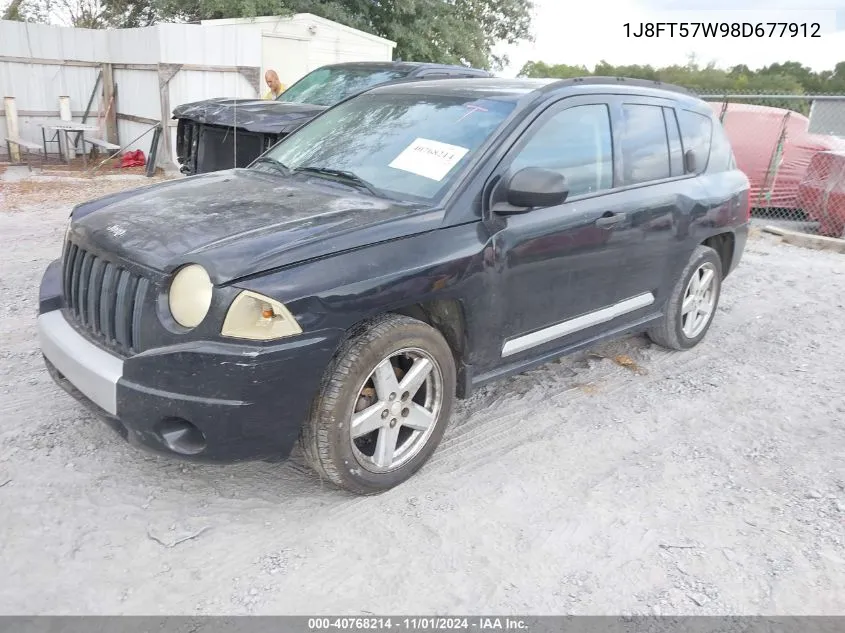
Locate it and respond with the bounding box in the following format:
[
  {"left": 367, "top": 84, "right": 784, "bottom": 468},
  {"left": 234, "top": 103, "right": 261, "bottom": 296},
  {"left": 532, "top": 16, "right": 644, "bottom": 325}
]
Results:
[{"left": 1, "top": 174, "right": 844, "bottom": 616}]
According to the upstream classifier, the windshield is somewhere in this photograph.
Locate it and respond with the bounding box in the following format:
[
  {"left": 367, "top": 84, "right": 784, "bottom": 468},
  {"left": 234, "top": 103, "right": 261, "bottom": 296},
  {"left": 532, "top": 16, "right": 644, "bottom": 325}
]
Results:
[
  {"left": 264, "top": 93, "right": 517, "bottom": 201},
  {"left": 278, "top": 67, "right": 410, "bottom": 107}
]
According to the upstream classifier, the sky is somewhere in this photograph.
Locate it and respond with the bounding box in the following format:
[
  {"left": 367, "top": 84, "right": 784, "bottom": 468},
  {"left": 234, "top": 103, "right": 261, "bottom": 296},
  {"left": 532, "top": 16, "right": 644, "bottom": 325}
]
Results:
[{"left": 496, "top": 0, "right": 845, "bottom": 77}]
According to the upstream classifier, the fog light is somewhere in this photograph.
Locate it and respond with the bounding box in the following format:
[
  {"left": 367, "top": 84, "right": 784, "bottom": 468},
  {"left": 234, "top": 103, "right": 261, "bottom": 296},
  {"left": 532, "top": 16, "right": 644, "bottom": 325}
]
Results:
[{"left": 157, "top": 418, "right": 207, "bottom": 456}]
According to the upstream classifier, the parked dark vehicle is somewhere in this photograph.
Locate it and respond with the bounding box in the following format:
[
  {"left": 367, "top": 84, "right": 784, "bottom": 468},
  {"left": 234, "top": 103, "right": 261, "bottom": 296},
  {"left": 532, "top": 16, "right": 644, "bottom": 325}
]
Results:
[
  {"left": 38, "top": 77, "right": 750, "bottom": 494},
  {"left": 173, "top": 61, "right": 492, "bottom": 175}
]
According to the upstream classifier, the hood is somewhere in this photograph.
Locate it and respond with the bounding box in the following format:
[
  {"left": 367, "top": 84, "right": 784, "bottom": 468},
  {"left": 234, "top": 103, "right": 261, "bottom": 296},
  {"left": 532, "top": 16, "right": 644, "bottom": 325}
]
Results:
[
  {"left": 172, "top": 98, "right": 327, "bottom": 135},
  {"left": 70, "top": 169, "right": 441, "bottom": 284}
]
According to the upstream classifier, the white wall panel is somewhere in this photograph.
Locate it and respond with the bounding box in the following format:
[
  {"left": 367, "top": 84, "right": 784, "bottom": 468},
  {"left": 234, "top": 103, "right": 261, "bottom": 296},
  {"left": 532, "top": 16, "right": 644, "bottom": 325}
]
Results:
[
  {"left": 157, "top": 24, "right": 261, "bottom": 66},
  {"left": 117, "top": 119, "right": 158, "bottom": 153},
  {"left": 0, "top": 20, "right": 108, "bottom": 61},
  {"left": 107, "top": 28, "right": 159, "bottom": 65},
  {"left": 168, "top": 70, "right": 255, "bottom": 109},
  {"left": 1, "top": 14, "right": 392, "bottom": 161},
  {"left": 113, "top": 68, "right": 160, "bottom": 120}
]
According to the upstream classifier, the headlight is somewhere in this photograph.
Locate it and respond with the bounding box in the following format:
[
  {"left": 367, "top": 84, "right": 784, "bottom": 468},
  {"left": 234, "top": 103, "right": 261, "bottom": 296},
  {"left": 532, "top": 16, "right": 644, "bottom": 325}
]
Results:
[
  {"left": 64, "top": 214, "right": 74, "bottom": 246},
  {"left": 169, "top": 264, "right": 213, "bottom": 328},
  {"left": 221, "top": 290, "right": 302, "bottom": 341}
]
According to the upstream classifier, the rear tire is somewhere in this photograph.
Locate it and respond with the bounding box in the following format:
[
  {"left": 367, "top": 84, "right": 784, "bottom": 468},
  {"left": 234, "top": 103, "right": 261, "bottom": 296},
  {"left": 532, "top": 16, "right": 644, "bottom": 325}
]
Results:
[
  {"left": 302, "top": 314, "right": 456, "bottom": 495},
  {"left": 647, "top": 245, "right": 723, "bottom": 351}
]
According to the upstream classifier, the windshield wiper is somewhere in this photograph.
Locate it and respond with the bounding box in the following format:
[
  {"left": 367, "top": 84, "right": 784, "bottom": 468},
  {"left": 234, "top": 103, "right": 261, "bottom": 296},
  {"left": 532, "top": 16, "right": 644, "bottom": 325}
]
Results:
[
  {"left": 294, "top": 166, "right": 385, "bottom": 198},
  {"left": 252, "top": 156, "right": 290, "bottom": 174}
]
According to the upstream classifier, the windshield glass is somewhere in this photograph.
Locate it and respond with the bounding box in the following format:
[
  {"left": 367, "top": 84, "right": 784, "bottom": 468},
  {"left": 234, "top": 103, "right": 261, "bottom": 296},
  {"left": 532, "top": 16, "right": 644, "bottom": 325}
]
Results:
[
  {"left": 278, "top": 67, "right": 410, "bottom": 106},
  {"left": 264, "top": 93, "right": 517, "bottom": 201}
]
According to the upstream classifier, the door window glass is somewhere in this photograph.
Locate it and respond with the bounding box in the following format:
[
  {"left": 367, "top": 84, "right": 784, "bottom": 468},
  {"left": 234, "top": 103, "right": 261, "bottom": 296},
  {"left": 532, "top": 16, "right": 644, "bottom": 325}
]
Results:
[
  {"left": 619, "top": 104, "right": 671, "bottom": 185},
  {"left": 677, "top": 109, "right": 714, "bottom": 174},
  {"left": 510, "top": 104, "right": 613, "bottom": 198},
  {"left": 707, "top": 118, "right": 733, "bottom": 172}
]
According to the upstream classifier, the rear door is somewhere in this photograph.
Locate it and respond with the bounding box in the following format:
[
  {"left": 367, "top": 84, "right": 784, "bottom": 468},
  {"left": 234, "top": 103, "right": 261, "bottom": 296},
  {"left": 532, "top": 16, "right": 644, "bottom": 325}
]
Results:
[{"left": 606, "top": 97, "right": 695, "bottom": 308}]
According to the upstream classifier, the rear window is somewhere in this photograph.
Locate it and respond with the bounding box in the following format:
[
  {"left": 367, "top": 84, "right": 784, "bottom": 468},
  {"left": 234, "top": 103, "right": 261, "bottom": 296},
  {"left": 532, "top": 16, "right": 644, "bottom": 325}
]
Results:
[
  {"left": 278, "top": 67, "right": 409, "bottom": 107},
  {"left": 677, "top": 109, "right": 713, "bottom": 173},
  {"left": 707, "top": 119, "right": 735, "bottom": 172}
]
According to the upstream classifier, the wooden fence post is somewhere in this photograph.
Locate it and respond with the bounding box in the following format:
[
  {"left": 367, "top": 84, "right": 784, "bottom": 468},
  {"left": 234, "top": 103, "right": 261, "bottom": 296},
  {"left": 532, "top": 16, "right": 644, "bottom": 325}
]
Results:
[
  {"left": 3, "top": 97, "right": 20, "bottom": 163},
  {"left": 157, "top": 63, "right": 182, "bottom": 171},
  {"left": 102, "top": 63, "right": 118, "bottom": 144}
]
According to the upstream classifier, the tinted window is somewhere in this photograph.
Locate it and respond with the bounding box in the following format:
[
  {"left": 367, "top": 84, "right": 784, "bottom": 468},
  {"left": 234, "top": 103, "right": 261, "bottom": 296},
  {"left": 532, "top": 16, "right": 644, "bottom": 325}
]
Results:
[
  {"left": 265, "top": 94, "right": 516, "bottom": 201},
  {"left": 510, "top": 104, "right": 613, "bottom": 197},
  {"left": 677, "top": 109, "right": 713, "bottom": 173},
  {"left": 278, "top": 67, "right": 409, "bottom": 106},
  {"left": 663, "top": 107, "right": 684, "bottom": 176},
  {"left": 619, "top": 104, "right": 671, "bottom": 185},
  {"left": 707, "top": 120, "right": 734, "bottom": 172}
]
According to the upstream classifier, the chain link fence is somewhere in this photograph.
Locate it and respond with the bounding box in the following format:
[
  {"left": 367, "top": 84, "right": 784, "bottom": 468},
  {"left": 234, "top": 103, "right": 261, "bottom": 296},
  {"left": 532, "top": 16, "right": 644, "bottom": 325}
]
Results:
[{"left": 700, "top": 92, "right": 845, "bottom": 238}]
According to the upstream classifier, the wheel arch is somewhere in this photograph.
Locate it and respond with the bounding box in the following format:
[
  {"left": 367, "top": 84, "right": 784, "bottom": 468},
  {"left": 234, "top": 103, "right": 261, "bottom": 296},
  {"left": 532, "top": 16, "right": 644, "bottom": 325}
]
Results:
[
  {"left": 338, "top": 298, "right": 473, "bottom": 399},
  {"left": 701, "top": 231, "right": 736, "bottom": 279},
  {"left": 392, "top": 298, "right": 471, "bottom": 398}
]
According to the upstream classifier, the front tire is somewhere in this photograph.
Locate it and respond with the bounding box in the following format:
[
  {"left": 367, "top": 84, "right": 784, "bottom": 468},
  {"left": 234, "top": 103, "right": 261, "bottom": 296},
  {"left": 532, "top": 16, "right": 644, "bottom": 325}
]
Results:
[
  {"left": 302, "top": 314, "right": 456, "bottom": 495},
  {"left": 647, "top": 245, "right": 723, "bottom": 351}
]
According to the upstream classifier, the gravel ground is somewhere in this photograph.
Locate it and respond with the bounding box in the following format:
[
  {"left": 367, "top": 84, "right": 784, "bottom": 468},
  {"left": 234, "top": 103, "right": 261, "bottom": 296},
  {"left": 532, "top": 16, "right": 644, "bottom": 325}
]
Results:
[{"left": 1, "top": 175, "right": 844, "bottom": 616}]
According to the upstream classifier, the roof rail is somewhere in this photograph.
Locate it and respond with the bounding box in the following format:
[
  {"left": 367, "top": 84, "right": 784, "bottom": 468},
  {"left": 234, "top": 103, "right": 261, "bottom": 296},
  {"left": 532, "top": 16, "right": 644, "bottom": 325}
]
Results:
[{"left": 549, "top": 76, "right": 698, "bottom": 97}]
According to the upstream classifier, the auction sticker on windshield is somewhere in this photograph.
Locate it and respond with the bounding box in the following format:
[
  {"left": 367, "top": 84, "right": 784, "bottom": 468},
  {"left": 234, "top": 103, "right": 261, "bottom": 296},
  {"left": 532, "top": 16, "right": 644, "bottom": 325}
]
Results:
[{"left": 389, "top": 138, "right": 470, "bottom": 181}]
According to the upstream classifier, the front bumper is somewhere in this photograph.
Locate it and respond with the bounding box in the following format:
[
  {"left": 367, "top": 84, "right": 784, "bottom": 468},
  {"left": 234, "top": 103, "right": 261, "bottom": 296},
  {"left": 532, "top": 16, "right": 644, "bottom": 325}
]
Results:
[{"left": 38, "top": 259, "right": 342, "bottom": 463}]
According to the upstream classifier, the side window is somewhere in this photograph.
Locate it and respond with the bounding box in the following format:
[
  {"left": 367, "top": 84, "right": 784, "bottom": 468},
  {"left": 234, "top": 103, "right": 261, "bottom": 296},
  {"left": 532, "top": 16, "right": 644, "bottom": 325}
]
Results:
[
  {"left": 510, "top": 104, "right": 613, "bottom": 198},
  {"left": 707, "top": 119, "right": 734, "bottom": 172},
  {"left": 677, "top": 109, "right": 713, "bottom": 173},
  {"left": 619, "top": 104, "right": 671, "bottom": 185},
  {"left": 663, "top": 107, "right": 684, "bottom": 176}
]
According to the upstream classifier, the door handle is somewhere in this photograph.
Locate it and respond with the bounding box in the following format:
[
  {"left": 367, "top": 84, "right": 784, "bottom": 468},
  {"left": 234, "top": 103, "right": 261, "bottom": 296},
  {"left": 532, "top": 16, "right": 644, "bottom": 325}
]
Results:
[{"left": 595, "top": 211, "right": 626, "bottom": 228}]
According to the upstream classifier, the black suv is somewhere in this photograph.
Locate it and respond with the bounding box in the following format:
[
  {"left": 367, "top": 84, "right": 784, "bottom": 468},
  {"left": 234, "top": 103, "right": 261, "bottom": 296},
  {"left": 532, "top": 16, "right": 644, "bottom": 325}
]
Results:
[
  {"left": 38, "top": 77, "right": 750, "bottom": 494},
  {"left": 173, "top": 61, "right": 492, "bottom": 175}
]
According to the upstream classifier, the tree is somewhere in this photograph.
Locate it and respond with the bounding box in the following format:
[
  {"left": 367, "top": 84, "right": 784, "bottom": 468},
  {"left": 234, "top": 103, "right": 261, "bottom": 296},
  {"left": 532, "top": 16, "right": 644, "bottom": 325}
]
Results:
[
  {"left": 2, "top": 0, "right": 52, "bottom": 21},
  {"left": 55, "top": 0, "right": 109, "bottom": 27},
  {"left": 72, "top": 0, "right": 534, "bottom": 70},
  {"left": 2, "top": 0, "right": 25, "bottom": 19},
  {"left": 517, "top": 58, "right": 845, "bottom": 114}
]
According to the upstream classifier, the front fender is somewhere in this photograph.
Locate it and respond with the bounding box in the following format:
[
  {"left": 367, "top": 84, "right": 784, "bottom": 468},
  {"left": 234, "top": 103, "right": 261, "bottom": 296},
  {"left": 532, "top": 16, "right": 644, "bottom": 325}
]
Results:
[{"left": 234, "top": 222, "right": 496, "bottom": 368}]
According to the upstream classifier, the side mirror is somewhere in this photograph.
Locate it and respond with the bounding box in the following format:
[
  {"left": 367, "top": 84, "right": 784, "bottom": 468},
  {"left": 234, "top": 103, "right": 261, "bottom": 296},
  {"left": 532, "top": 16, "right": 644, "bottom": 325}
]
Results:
[
  {"left": 684, "top": 149, "right": 698, "bottom": 174},
  {"left": 494, "top": 167, "right": 569, "bottom": 215}
]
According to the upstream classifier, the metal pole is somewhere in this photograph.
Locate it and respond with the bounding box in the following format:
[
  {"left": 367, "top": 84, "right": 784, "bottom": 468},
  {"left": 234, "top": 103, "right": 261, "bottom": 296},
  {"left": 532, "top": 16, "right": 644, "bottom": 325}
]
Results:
[
  {"left": 73, "top": 70, "right": 102, "bottom": 150},
  {"left": 145, "top": 125, "right": 162, "bottom": 178}
]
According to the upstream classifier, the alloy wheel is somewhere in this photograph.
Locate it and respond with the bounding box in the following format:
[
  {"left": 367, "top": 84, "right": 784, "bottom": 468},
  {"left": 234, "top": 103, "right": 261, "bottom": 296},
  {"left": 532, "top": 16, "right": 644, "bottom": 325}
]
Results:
[
  {"left": 349, "top": 347, "right": 444, "bottom": 473},
  {"left": 681, "top": 262, "right": 718, "bottom": 338}
]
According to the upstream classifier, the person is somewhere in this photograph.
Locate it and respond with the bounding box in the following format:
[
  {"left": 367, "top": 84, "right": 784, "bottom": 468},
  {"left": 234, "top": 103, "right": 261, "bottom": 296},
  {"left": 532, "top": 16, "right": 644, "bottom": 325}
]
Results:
[{"left": 263, "top": 70, "right": 286, "bottom": 100}]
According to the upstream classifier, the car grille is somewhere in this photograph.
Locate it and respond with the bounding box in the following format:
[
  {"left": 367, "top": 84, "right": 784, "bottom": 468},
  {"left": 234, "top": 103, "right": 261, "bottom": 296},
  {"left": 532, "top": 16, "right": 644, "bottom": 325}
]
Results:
[{"left": 62, "top": 241, "right": 149, "bottom": 355}]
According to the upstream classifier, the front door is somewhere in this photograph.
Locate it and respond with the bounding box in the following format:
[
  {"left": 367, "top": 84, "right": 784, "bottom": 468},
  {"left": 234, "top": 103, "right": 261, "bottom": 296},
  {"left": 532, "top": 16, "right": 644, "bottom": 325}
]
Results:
[
  {"left": 486, "top": 95, "right": 677, "bottom": 365},
  {"left": 488, "top": 98, "right": 633, "bottom": 362}
]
